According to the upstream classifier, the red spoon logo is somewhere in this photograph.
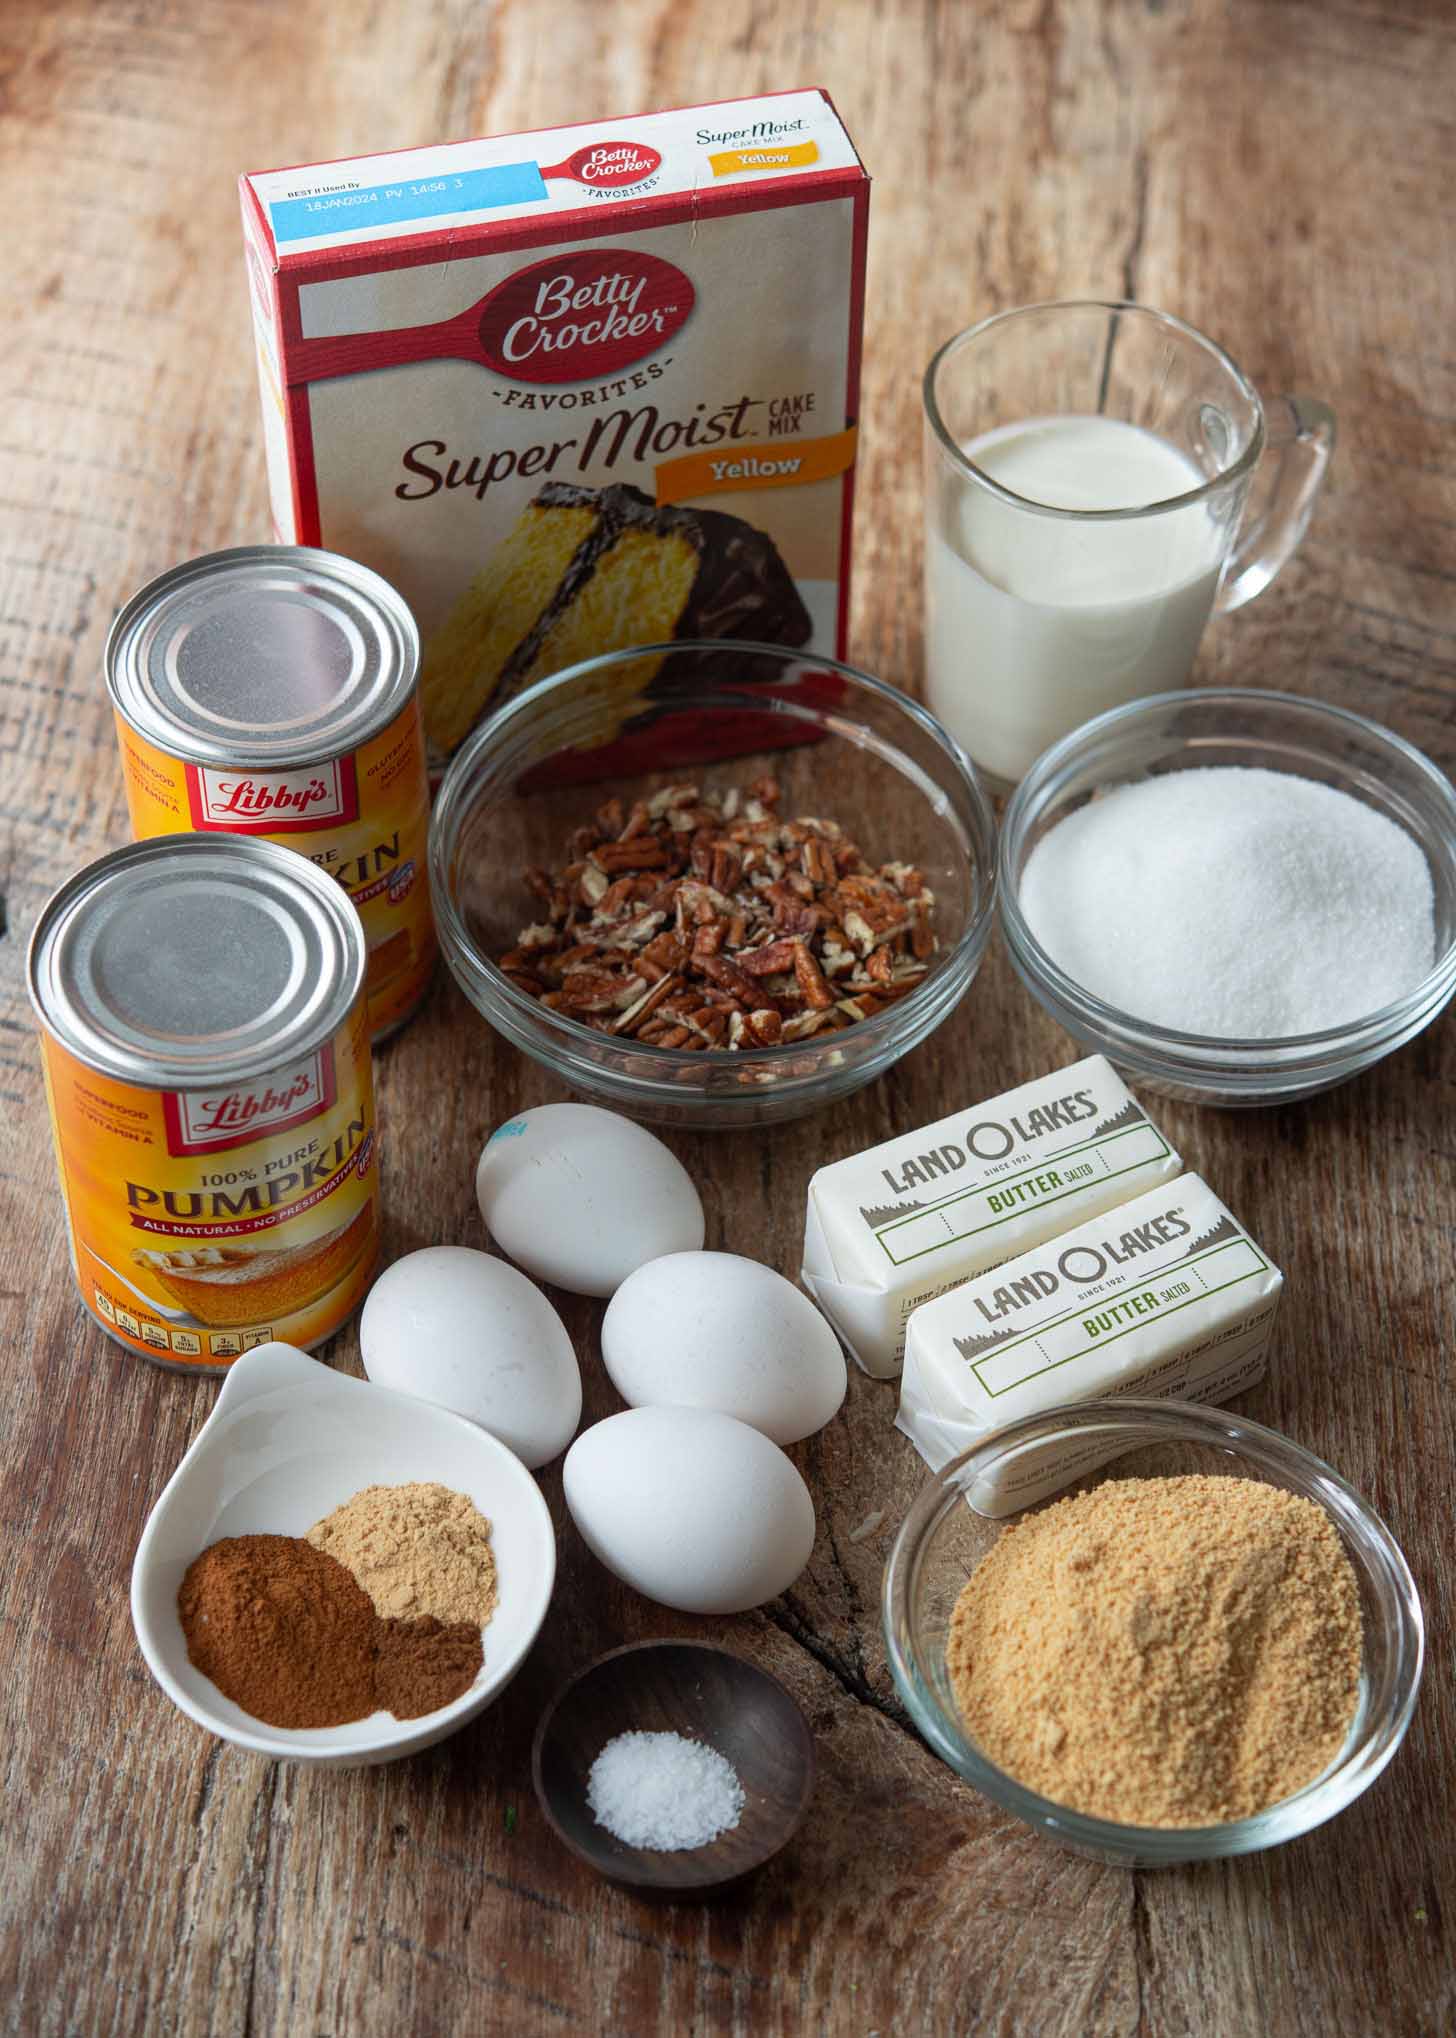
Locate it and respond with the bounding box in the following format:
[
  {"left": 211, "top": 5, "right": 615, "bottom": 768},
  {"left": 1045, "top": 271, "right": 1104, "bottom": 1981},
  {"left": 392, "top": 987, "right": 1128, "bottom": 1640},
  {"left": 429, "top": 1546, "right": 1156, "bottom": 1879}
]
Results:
[
  {"left": 542, "top": 141, "right": 662, "bottom": 188},
  {"left": 286, "top": 244, "right": 693, "bottom": 389},
  {"left": 475, "top": 248, "right": 693, "bottom": 384}
]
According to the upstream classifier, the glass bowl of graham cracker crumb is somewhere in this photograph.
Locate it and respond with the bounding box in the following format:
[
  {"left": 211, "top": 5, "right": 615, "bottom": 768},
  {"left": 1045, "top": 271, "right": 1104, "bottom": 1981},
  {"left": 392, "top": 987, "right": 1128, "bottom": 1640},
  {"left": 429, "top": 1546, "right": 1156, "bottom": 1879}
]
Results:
[{"left": 882, "top": 1399, "right": 1423, "bottom": 1867}]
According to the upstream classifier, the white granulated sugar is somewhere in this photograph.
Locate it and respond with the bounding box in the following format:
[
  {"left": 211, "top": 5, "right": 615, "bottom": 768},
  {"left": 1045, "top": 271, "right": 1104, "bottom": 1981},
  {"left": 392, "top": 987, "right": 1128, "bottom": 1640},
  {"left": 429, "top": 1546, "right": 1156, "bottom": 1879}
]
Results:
[
  {"left": 1020, "top": 766, "right": 1435, "bottom": 1039},
  {"left": 587, "top": 1731, "right": 745, "bottom": 1851}
]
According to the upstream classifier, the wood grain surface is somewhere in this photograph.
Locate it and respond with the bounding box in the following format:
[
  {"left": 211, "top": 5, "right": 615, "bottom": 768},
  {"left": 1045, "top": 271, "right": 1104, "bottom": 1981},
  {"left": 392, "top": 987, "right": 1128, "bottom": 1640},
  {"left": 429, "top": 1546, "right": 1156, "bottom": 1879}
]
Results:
[{"left": 2, "top": 2, "right": 1453, "bottom": 2033}]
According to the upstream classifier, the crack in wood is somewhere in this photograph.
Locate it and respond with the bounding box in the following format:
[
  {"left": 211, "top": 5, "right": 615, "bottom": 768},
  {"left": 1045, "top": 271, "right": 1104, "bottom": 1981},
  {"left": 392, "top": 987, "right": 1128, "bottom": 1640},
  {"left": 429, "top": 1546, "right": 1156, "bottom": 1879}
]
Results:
[
  {"left": 761, "top": 1596, "right": 916, "bottom": 1737},
  {"left": 1121, "top": 147, "right": 1150, "bottom": 305},
  {"left": 391, "top": 1831, "right": 579, "bottom": 1916},
  {"left": 191, "top": 1739, "right": 222, "bottom": 1829},
  {"left": 610, "top": 1923, "right": 777, "bottom": 1994},
  {"left": 376, "top": 1928, "right": 583, "bottom": 2024},
  {"left": 1131, "top": 1871, "right": 1154, "bottom": 2031},
  {"left": 239, "top": 1764, "right": 281, "bottom": 2035}
]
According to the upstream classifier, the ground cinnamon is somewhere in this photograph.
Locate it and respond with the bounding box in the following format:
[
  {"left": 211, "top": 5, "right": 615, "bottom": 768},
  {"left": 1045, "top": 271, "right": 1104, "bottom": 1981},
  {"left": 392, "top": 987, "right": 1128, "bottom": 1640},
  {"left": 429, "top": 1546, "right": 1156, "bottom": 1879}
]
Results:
[
  {"left": 178, "top": 1534, "right": 485, "bottom": 1729},
  {"left": 178, "top": 1535, "right": 378, "bottom": 1729}
]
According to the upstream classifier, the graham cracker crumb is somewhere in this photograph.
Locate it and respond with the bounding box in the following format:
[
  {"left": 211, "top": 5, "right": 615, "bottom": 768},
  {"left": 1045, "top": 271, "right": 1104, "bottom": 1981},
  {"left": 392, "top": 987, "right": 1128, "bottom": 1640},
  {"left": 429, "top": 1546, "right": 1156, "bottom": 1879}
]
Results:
[{"left": 946, "top": 1474, "right": 1363, "bottom": 1827}]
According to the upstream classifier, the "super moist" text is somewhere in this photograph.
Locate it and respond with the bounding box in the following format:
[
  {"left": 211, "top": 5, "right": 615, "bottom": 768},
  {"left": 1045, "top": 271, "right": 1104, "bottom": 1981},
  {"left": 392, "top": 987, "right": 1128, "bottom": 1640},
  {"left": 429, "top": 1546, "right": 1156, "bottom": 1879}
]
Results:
[{"left": 396, "top": 395, "right": 762, "bottom": 504}]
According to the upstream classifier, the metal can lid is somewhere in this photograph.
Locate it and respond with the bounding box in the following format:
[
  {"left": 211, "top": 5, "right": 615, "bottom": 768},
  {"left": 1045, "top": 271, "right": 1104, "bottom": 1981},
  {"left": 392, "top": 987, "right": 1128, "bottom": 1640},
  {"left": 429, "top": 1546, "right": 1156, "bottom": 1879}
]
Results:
[
  {"left": 28, "top": 836, "right": 367, "bottom": 1089},
  {"left": 106, "top": 546, "right": 420, "bottom": 767}
]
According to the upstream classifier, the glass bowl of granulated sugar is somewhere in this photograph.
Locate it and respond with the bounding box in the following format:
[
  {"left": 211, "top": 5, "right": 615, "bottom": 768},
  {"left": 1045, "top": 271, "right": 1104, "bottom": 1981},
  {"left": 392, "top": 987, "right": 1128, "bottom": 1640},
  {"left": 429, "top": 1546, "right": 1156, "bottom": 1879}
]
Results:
[
  {"left": 999, "top": 688, "right": 1456, "bottom": 1106},
  {"left": 882, "top": 1399, "right": 1424, "bottom": 1868}
]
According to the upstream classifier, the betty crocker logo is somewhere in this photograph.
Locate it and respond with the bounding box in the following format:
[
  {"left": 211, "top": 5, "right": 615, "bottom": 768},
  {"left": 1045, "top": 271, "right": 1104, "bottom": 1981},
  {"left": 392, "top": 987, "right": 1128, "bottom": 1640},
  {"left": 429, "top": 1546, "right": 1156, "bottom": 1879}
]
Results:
[
  {"left": 475, "top": 249, "right": 694, "bottom": 385},
  {"left": 549, "top": 141, "right": 663, "bottom": 188}
]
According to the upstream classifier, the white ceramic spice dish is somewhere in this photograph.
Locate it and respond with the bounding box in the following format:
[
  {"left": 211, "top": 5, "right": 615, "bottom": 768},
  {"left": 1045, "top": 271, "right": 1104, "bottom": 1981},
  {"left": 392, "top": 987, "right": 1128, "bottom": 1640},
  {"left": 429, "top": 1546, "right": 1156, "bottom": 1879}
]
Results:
[{"left": 130, "top": 1342, "right": 556, "bottom": 1766}]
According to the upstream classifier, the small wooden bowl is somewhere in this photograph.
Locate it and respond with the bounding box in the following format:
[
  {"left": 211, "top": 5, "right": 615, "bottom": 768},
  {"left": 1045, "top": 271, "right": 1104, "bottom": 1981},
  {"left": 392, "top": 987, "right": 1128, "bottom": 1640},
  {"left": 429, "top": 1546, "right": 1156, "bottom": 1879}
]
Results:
[{"left": 531, "top": 1641, "right": 815, "bottom": 1897}]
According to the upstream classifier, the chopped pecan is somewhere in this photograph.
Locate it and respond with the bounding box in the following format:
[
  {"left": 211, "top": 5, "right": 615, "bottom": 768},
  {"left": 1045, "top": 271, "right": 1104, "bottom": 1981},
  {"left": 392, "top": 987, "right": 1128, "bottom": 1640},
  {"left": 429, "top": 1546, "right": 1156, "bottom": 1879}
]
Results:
[
  {"left": 500, "top": 774, "right": 941, "bottom": 1052},
  {"left": 612, "top": 973, "right": 684, "bottom": 1035},
  {"left": 639, "top": 930, "right": 689, "bottom": 976},
  {"left": 700, "top": 953, "right": 773, "bottom": 1009},
  {"left": 560, "top": 968, "right": 645, "bottom": 1012},
  {"left": 591, "top": 838, "right": 674, "bottom": 874},
  {"left": 801, "top": 835, "right": 837, "bottom": 886},
  {"left": 709, "top": 842, "right": 743, "bottom": 892},
  {"left": 689, "top": 1005, "right": 730, "bottom": 1044},
  {"left": 793, "top": 942, "right": 836, "bottom": 1011},
  {"left": 648, "top": 783, "right": 701, "bottom": 815},
  {"left": 577, "top": 864, "right": 609, "bottom": 907},
  {"left": 741, "top": 937, "right": 801, "bottom": 976}
]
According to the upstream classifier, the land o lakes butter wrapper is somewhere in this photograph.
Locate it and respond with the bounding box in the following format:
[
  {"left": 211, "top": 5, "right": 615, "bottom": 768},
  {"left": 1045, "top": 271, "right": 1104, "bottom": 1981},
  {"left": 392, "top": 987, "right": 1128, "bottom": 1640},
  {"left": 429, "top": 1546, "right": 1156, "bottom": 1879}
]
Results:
[
  {"left": 895, "top": 1174, "right": 1283, "bottom": 1514},
  {"left": 801, "top": 1056, "right": 1180, "bottom": 1378}
]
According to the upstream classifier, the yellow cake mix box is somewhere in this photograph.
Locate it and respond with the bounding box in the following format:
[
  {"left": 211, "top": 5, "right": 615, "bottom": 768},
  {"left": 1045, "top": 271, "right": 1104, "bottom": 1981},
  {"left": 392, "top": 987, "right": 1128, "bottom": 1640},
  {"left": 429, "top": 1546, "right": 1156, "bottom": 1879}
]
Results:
[{"left": 241, "top": 92, "right": 869, "bottom": 771}]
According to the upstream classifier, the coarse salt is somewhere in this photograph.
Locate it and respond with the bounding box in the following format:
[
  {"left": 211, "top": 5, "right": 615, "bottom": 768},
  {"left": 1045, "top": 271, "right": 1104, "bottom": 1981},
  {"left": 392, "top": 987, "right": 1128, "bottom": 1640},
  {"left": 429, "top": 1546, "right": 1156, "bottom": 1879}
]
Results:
[
  {"left": 1019, "top": 766, "right": 1436, "bottom": 1038},
  {"left": 587, "top": 1731, "right": 744, "bottom": 1851}
]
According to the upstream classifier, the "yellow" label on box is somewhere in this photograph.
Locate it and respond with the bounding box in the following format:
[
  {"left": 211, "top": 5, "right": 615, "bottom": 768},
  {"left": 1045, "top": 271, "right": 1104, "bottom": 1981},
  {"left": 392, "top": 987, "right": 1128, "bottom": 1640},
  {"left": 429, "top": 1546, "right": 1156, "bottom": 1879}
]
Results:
[
  {"left": 656, "top": 426, "right": 857, "bottom": 504},
  {"left": 708, "top": 141, "right": 820, "bottom": 177}
]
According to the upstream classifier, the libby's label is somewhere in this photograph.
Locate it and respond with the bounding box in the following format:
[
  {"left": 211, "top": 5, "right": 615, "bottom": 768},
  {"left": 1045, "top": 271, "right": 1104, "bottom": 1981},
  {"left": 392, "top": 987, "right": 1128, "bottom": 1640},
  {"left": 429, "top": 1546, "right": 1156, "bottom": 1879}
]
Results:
[
  {"left": 114, "top": 697, "right": 436, "bottom": 1039},
  {"left": 162, "top": 1046, "right": 334, "bottom": 1154},
  {"left": 38, "top": 1001, "right": 377, "bottom": 1370},
  {"left": 186, "top": 757, "right": 358, "bottom": 831}
]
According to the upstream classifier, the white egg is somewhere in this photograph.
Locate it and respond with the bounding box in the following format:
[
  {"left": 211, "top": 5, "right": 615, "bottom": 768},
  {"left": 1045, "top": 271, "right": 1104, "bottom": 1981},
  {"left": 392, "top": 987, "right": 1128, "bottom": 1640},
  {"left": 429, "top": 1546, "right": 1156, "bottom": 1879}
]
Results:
[
  {"left": 476, "top": 1102, "right": 705, "bottom": 1298},
  {"left": 601, "top": 1251, "right": 846, "bottom": 1444},
  {"left": 563, "top": 1406, "right": 815, "bottom": 1614},
  {"left": 360, "top": 1245, "right": 581, "bottom": 1470}
]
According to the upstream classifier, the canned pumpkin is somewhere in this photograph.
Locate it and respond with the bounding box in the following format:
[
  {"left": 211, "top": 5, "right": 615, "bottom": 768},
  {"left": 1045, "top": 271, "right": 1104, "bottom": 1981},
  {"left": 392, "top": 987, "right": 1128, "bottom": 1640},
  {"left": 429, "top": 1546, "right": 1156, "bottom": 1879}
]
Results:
[
  {"left": 28, "top": 836, "right": 379, "bottom": 1369},
  {"left": 106, "top": 545, "right": 435, "bottom": 1041}
]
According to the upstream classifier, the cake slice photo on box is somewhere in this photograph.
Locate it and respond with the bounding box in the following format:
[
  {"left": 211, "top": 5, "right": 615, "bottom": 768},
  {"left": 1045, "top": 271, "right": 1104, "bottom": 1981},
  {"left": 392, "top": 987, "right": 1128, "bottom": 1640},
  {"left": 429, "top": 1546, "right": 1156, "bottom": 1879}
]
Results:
[{"left": 417, "top": 482, "right": 813, "bottom": 753}]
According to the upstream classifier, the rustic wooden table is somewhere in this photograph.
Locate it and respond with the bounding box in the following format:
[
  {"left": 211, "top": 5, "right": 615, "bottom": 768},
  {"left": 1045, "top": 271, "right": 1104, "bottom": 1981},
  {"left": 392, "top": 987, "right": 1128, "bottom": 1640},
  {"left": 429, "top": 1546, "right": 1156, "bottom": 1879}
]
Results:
[{"left": 3, "top": 2, "right": 1453, "bottom": 2032}]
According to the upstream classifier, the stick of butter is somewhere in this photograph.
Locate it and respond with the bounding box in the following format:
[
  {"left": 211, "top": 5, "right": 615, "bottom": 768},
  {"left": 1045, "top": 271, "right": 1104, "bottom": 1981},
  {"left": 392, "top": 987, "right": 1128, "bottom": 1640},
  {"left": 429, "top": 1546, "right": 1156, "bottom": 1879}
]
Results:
[
  {"left": 895, "top": 1173, "right": 1283, "bottom": 1510},
  {"left": 801, "top": 1056, "right": 1180, "bottom": 1378}
]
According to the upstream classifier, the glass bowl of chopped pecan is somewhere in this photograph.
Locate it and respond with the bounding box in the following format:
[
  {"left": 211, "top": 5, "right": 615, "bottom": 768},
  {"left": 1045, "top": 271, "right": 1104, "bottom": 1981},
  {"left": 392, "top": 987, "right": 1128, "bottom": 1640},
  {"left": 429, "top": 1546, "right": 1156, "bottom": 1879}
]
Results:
[{"left": 429, "top": 642, "right": 997, "bottom": 1126}]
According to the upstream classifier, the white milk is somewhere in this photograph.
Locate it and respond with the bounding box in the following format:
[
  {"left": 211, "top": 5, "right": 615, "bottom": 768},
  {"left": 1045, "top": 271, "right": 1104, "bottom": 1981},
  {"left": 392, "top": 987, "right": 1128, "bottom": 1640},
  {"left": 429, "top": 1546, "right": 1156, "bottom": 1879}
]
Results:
[{"left": 925, "top": 415, "right": 1226, "bottom": 783}]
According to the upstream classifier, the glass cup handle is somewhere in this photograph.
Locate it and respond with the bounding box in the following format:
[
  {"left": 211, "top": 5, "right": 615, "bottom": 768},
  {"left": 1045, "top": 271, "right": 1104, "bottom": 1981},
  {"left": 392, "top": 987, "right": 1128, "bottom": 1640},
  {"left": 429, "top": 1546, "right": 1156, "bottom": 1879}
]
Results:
[{"left": 1215, "top": 394, "right": 1336, "bottom": 613}]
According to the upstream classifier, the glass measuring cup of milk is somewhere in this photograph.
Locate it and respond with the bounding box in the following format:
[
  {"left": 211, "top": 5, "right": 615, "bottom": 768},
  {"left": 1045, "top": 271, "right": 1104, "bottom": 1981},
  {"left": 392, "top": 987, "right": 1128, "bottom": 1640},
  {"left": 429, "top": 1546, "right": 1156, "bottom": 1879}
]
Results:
[{"left": 922, "top": 301, "right": 1334, "bottom": 788}]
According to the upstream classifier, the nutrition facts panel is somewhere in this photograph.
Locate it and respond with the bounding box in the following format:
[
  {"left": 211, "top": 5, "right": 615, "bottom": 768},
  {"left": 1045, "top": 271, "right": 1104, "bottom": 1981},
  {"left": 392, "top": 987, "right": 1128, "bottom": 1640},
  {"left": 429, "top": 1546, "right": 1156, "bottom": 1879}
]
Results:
[{"left": 89, "top": 1285, "right": 274, "bottom": 1365}]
